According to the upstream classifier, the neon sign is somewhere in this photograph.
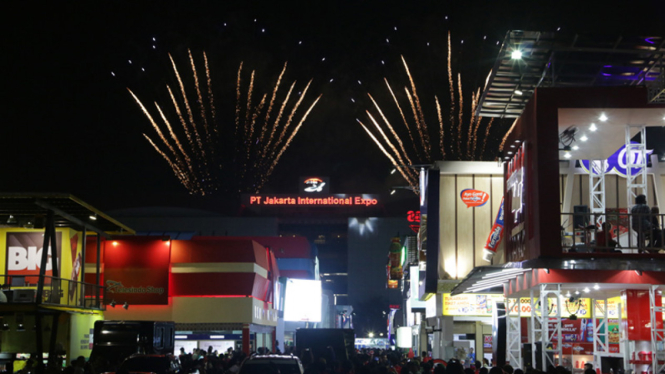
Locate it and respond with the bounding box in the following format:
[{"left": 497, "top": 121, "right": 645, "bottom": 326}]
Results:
[
  {"left": 300, "top": 176, "right": 329, "bottom": 194},
  {"left": 507, "top": 142, "right": 526, "bottom": 224},
  {"left": 303, "top": 178, "right": 326, "bottom": 193},
  {"left": 248, "top": 195, "right": 379, "bottom": 206},
  {"left": 407, "top": 210, "right": 421, "bottom": 223}
]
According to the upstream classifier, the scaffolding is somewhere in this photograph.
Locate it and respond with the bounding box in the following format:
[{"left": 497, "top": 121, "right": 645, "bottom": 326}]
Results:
[
  {"left": 650, "top": 285, "right": 665, "bottom": 374},
  {"left": 592, "top": 298, "right": 624, "bottom": 370},
  {"left": 589, "top": 160, "right": 607, "bottom": 225},
  {"left": 506, "top": 297, "right": 523, "bottom": 368},
  {"left": 625, "top": 126, "right": 647, "bottom": 209},
  {"left": 541, "top": 284, "right": 563, "bottom": 370}
]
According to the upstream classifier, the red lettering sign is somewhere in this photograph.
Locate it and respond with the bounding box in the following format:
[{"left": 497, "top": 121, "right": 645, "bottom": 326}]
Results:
[
  {"left": 248, "top": 195, "right": 379, "bottom": 206},
  {"left": 460, "top": 189, "right": 489, "bottom": 208},
  {"left": 407, "top": 210, "right": 421, "bottom": 223}
]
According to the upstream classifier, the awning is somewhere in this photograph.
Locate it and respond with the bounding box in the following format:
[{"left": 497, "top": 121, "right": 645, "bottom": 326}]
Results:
[{"left": 450, "top": 265, "right": 529, "bottom": 296}]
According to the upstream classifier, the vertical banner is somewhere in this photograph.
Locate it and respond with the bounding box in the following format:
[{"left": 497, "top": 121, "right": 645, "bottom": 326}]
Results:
[
  {"left": 425, "top": 168, "right": 440, "bottom": 293},
  {"left": 483, "top": 197, "right": 505, "bottom": 262},
  {"left": 104, "top": 238, "right": 171, "bottom": 305},
  {"left": 6, "top": 231, "right": 62, "bottom": 285}
]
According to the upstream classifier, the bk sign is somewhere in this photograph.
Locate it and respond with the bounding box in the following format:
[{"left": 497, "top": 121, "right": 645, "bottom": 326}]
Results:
[{"left": 6, "top": 232, "right": 62, "bottom": 284}]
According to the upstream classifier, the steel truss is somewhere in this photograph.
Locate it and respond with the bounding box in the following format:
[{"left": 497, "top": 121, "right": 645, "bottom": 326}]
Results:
[
  {"left": 506, "top": 298, "right": 523, "bottom": 368},
  {"left": 625, "top": 126, "right": 647, "bottom": 209},
  {"left": 650, "top": 285, "right": 665, "bottom": 374},
  {"left": 592, "top": 299, "right": 624, "bottom": 370},
  {"left": 589, "top": 160, "right": 607, "bottom": 225},
  {"left": 541, "top": 284, "right": 563, "bottom": 370}
]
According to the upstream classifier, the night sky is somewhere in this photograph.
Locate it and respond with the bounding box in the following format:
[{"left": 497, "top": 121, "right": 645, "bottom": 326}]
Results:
[{"left": 5, "top": 1, "right": 664, "bottom": 212}]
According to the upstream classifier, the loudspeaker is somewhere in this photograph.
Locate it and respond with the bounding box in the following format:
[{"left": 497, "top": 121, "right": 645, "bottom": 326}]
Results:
[{"left": 573, "top": 205, "right": 590, "bottom": 228}]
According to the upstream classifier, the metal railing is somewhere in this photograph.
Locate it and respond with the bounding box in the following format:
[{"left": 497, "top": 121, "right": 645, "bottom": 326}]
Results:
[
  {"left": 561, "top": 211, "right": 665, "bottom": 254},
  {"left": 0, "top": 274, "right": 105, "bottom": 310}
]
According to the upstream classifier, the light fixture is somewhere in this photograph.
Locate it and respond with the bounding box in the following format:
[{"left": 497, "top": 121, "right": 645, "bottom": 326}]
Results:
[
  {"left": 390, "top": 168, "right": 396, "bottom": 174},
  {"left": 544, "top": 268, "right": 550, "bottom": 274},
  {"left": 89, "top": 214, "right": 97, "bottom": 221},
  {"left": 507, "top": 151, "right": 513, "bottom": 155},
  {"left": 112, "top": 241, "right": 118, "bottom": 246},
  {"left": 514, "top": 90, "right": 523, "bottom": 96},
  {"left": 510, "top": 144, "right": 515, "bottom": 148},
  {"left": 565, "top": 291, "right": 571, "bottom": 298},
  {"left": 123, "top": 302, "right": 129, "bottom": 310},
  {"left": 390, "top": 190, "right": 396, "bottom": 195},
  {"left": 6, "top": 215, "right": 16, "bottom": 224},
  {"left": 580, "top": 135, "right": 588, "bottom": 142},
  {"left": 593, "top": 284, "right": 600, "bottom": 290},
  {"left": 24, "top": 221, "right": 34, "bottom": 229},
  {"left": 379, "top": 333, "right": 384, "bottom": 337},
  {"left": 589, "top": 123, "right": 597, "bottom": 132},
  {"left": 572, "top": 145, "right": 579, "bottom": 150},
  {"left": 584, "top": 287, "right": 590, "bottom": 293},
  {"left": 368, "top": 332, "right": 375, "bottom": 338},
  {"left": 109, "top": 300, "right": 116, "bottom": 308},
  {"left": 599, "top": 113, "right": 608, "bottom": 122},
  {"left": 575, "top": 290, "right": 580, "bottom": 295},
  {"left": 564, "top": 152, "right": 572, "bottom": 159},
  {"left": 635, "top": 270, "right": 643, "bottom": 276},
  {"left": 511, "top": 50, "right": 523, "bottom": 59}
]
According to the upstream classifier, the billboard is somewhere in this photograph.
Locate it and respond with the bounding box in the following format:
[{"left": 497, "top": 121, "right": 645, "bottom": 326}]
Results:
[
  {"left": 104, "top": 238, "right": 170, "bottom": 305},
  {"left": 6, "top": 231, "right": 62, "bottom": 284},
  {"left": 284, "top": 279, "right": 321, "bottom": 322}
]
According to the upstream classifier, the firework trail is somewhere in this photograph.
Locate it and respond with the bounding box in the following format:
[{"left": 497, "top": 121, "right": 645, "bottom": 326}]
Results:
[
  {"left": 401, "top": 56, "right": 430, "bottom": 155},
  {"left": 499, "top": 118, "right": 518, "bottom": 152},
  {"left": 130, "top": 52, "right": 320, "bottom": 195},
  {"left": 435, "top": 95, "right": 445, "bottom": 159},
  {"left": 385, "top": 78, "right": 423, "bottom": 162},
  {"left": 357, "top": 119, "right": 418, "bottom": 192},
  {"left": 235, "top": 62, "right": 244, "bottom": 137},
  {"left": 259, "top": 63, "right": 287, "bottom": 145},
  {"left": 447, "top": 32, "right": 459, "bottom": 158},
  {"left": 366, "top": 111, "right": 416, "bottom": 184},
  {"left": 480, "top": 118, "right": 496, "bottom": 159},
  {"left": 169, "top": 54, "right": 205, "bottom": 159},
  {"left": 188, "top": 49, "right": 211, "bottom": 142},
  {"left": 203, "top": 52, "right": 216, "bottom": 128},
  {"left": 359, "top": 32, "right": 507, "bottom": 190},
  {"left": 368, "top": 93, "right": 414, "bottom": 168}
]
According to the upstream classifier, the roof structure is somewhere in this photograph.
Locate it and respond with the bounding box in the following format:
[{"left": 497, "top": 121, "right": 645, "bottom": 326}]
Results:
[
  {"left": 477, "top": 31, "right": 665, "bottom": 118},
  {"left": 0, "top": 193, "right": 134, "bottom": 236}
]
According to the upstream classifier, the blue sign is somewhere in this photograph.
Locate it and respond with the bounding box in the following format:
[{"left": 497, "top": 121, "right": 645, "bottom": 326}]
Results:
[{"left": 580, "top": 142, "right": 653, "bottom": 177}]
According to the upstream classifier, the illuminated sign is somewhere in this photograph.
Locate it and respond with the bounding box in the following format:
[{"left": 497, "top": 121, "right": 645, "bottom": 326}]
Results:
[
  {"left": 506, "top": 142, "right": 526, "bottom": 224},
  {"left": 300, "top": 176, "right": 330, "bottom": 194},
  {"left": 460, "top": 189, "right": 489, "bottom": 208},
  {"left": 246, "top": 194, "right": 379, "bottom": 207},
  {"left": 580, "top": 142, "right": 654, "bottom": 177},
  {"left": 407, "top": 210, "right": 420, "bottom": 223},
  {"left": 6, "top": 232, "right": 62, "bottom": 284}
]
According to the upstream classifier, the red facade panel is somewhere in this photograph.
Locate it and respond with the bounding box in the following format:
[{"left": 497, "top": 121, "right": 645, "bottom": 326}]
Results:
[{"left": 171, "top": 238, "right": 268, "bottom": 268}]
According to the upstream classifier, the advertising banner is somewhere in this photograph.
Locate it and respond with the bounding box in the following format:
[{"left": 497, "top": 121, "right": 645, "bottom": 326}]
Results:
[
  {"left": 460, "top": 189, "right": 489, "bottom": 208},
  {"left": 6, "top": 231, "right": 62, "bottom": 285},
  {"left": 548, "top": 318, "right": 620, "bottom": 355},
  {"left": 388, "top": 237, "right": 403, "bottom": 280},
  {"left": 483, "top": 197, "right": 505, "bottom": 262},
  {"left": 104, "top": 239, "right": 170, "bottom": 305},
  {"left": 442, "top": 293, "right": 504, "bottom": 316},
  {"left": 284, "top": 279, "right": 321, "bottom": 322}
]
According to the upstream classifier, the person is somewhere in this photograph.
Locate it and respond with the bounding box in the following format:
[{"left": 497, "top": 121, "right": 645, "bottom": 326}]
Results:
[
  {"left": 583, "top": 364, "right": 594, "bottom": 374},
  {"left": 594, "top": 222, "right": 618, "bottom": 252},
  {"left": 631, "top": 194, "right": 652, "bottom": 251},
  {"left": 650, "top": 206, "right": 662, "bottom": 249},
  {"left": 422, "top": 352, "right": 432, "bottom": 363}
]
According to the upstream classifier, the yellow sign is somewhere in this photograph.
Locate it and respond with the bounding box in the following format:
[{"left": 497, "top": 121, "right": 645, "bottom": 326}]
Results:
[{"left": 442, "top": 293, "right": 504, "bottom": 316}]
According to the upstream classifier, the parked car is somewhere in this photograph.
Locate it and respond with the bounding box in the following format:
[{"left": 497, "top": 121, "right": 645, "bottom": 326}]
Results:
[
  {"left": 239, "top": 355, "right": 304, "bottom": 374},
  {"left": 116, "top": 354, "right": 181, "bottom": 374}
]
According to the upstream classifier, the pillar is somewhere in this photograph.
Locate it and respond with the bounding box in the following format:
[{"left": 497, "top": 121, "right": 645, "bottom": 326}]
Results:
[{"left": 242, "top": 324, "right": 250, "bottom": 355}]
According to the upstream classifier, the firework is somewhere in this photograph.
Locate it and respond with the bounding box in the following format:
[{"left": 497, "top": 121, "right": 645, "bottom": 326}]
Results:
[
  {"left": 130, "top": 52, "right": 320, "bottom": 195},
  {"left": 359, "top": 32, "right": 506, "bottom": 192}
]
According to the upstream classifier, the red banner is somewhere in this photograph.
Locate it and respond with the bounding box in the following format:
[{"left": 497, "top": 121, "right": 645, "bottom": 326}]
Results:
[{"left": 104, "top": 238, "right": 171, "bottom": 305}]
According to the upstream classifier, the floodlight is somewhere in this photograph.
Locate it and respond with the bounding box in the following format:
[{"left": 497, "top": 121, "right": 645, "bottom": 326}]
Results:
[{"left": 511, "top": 50, "right": 522, "bottom": 59}]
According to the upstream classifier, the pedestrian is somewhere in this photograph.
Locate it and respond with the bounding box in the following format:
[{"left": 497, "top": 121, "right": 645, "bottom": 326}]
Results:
[
  {"left": 631, "top": 194, "right": 652, "bottom": 251},
  {"left": 650, "top": 206, "right": 662, "bottom": 249}
]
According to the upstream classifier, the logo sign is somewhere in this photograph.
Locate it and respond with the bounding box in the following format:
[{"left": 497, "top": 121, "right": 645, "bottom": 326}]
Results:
[
  {"left": 300, "top": 176, "right": 329, "bottom": 194},
  {"left": 507, "top": 142, "right": 526, "bottom": 225},
  {"left": 6, "top": 232, "right": 62, "bottom": 284},
  {"left": 580, "top": 142, "right": 654, "bottom": 177},
  {"left": 460, "top": 189, "right": 489, "bottom": 208}
]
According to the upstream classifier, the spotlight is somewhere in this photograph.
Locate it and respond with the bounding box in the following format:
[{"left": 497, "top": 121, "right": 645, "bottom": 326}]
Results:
[
  {"left": 544, "top": 268, "right": 550, "bottom": 274},
  {"left": 564, "top": 152, "right": 572, "bottom": 159},
  {"left": 514, "top": 90, "right": 523, "bottom": 96},
  {"left": 580, "top": 135, "right": 588, "bottom": 142},
  {"left": 123, "top": 302, "right": 129, "bottom": 310},
  {"left": 511, "top": 50, "right": 523, "bottom": 59},
  {"left": 89, "top": 214, "right": 97, "bottom": 221},
  {"left": 6, "top": 215, "right": 16, "bottom": 224},
  {"left": 575, "top": 290, "right": 580, "bottom": 295},
  {"left": 572, "top": 145, "right": 579, "bottom": 150},
  {"left": 110, "top": 300, "right": 116, "bottom": 308},
  {"left": 565, "top": 291, "right": 571, "bottom": 298},
  {"left": 635, "top": 270, "right": 643, "bottom": 276},
  {"left": 584, "top": 287, "right": 590, "bottom": 293},
  {"left": 17, "top": 324, "right": 25, "bottom": 331},
  {"left": 593, "top": 284, "right": 600, "bottom": 290},
  {"left": 390, "top": 190, "right": 396, "bottom": 195},
  {"left": 390, "top": 168, "right": 396, "bottom": 175},
  {"left": 599, "top": 113, "right": 608, "bottom": 122},
  {"left": 589, "top": 123, "right": 597, "bottom": 132}
]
